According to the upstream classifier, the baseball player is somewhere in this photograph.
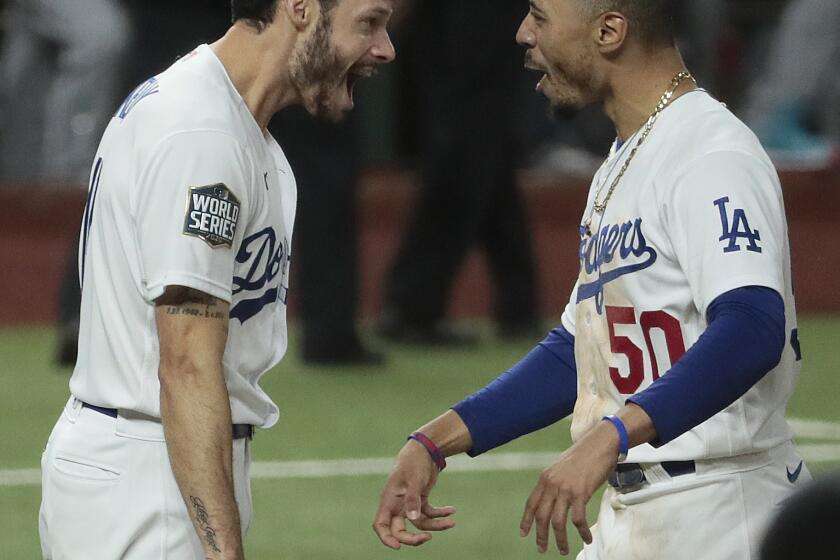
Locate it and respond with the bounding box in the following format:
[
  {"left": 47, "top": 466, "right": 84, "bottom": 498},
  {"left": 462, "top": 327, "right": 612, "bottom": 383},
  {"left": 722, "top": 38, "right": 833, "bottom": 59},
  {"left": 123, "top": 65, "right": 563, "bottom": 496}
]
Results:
[
  {"left": 372, "top": 1, "right": 809, "bottom": 558},
  {"left": 38, "top": 1, "right": 395, "bottom": 558}
]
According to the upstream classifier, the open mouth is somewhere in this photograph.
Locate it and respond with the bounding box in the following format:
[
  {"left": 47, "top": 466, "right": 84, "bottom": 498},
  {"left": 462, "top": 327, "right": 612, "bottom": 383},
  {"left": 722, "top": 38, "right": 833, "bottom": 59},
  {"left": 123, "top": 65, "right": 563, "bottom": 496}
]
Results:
[
  {"left": 527, "top": 69, "right": 550, "bottom": 92},
  {"left": 523, "top": 61, "right": 549, "bottom": 92},
  {"left": 344, "top": 65, "right": 378, "bottom": 105}
]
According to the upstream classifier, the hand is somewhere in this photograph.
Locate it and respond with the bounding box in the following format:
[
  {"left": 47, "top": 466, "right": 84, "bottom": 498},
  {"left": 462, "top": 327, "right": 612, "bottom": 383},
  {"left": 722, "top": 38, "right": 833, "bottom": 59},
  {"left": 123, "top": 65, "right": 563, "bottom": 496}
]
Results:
[
  {"left": 520, "top": 421, "right": 620, "bottom": 556},
  {"left": 372, "top": 441, "right": 457, "bottom": 549}
]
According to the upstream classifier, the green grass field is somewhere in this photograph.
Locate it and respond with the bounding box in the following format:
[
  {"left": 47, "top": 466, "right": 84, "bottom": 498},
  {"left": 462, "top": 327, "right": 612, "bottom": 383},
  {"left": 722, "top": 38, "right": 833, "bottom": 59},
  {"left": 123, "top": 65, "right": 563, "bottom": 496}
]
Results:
[{"left": 2, "top": 316, "right": 839, "bottom": 559}]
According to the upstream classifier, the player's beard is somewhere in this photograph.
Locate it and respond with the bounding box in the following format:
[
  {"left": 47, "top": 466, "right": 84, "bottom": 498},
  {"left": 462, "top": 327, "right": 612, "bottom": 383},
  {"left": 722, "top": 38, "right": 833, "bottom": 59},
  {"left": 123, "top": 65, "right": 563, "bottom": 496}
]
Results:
[
  {"left": 290, "top": 14, "right": 347, "bottom": 123},
  {"left": 537, "top": 50, "right": 598, "bottom": 109}
]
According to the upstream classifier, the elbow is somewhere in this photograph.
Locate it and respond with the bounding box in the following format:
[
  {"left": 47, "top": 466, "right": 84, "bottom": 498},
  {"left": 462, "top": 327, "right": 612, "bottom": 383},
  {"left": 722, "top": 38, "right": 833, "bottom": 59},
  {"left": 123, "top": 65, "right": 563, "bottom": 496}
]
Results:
[
  {"left": 712, "top": 287, "right": 787, "bottom": 384},
  {"left": 157, "top": 340, "right": 226, "bottom": 393},
  {"left": 771, "top": 325, "right": 786, "bottom": 366},
  {"left": 760, "top": 297, "right": 787, "bottom": 376},
  {"left": 745, "top": 317, "right": 786, "bottom": 387},
  {"left": 158, "top": 352, "right": 203, "bottom": 387},
  {"left": 760, "top": 328, "right": 786, "bottom": 375}
]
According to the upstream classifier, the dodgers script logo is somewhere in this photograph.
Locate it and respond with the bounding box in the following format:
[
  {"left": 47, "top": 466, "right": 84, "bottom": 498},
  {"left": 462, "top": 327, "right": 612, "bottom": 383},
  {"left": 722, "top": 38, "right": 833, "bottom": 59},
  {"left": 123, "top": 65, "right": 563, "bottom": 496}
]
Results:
[
  {"left": 230, "top": 227, "right": 290, "bottom": 323},
  {"left": 576, "top": 218, "right": 658, "bottom": 313}
]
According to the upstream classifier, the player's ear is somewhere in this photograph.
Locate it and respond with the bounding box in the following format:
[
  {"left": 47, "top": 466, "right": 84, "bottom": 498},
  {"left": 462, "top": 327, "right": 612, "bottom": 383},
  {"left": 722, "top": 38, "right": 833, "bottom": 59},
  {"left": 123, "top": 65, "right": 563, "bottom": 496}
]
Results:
[
  {"left": 281, "top": 0, "right": 318, "bottom": 31},
  {"left": 594, "top": 11, "right": 628, "bottom": 55}
]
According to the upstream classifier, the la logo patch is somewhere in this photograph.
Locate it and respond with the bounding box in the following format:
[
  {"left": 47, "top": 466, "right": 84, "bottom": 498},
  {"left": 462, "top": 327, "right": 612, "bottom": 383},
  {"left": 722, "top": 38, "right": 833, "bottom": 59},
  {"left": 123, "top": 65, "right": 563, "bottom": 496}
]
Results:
[
  {"left": 714, "top": 197, "right": 762, "bottom": 254},
  {"left": 183, "top": 183, "right": 240, "bottom": 248}
]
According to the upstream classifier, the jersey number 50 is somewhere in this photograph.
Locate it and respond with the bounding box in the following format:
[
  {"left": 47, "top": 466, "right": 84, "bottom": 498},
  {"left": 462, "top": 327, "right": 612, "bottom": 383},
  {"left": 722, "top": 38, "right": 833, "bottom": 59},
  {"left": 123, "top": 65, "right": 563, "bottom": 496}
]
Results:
[{"left": 606, "top": 306, "right": 687, "bottom": 394}]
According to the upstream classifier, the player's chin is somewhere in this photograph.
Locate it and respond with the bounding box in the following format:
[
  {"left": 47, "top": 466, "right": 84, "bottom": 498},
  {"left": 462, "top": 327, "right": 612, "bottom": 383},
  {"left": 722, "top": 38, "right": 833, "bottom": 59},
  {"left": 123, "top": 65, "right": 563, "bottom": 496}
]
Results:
[
  {"left": 307, "top": 67, "right": 376, "bottom": 122},
  {"left": 310, "top": 102, "right": 348, "bottom": 123},
  {"left": 543, "top": 83, "right": 587, "bottom": 110},
  {"left": 535, "top": 72, "right": 578, "bottom": 107},
  {"left": 304, "top": 88, "right": 352, "bottom": 123}
]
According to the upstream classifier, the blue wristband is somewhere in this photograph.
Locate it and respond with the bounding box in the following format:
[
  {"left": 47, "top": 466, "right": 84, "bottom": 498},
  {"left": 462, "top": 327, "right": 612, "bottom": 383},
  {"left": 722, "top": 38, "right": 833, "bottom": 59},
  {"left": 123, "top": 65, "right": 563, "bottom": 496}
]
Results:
[{"left": 602, "top": 415, "right": 629, "bottom": 462}]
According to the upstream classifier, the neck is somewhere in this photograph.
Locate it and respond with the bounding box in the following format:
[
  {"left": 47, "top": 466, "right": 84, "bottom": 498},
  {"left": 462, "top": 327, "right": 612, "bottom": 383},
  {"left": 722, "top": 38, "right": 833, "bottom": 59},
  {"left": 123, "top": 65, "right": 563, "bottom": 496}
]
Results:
[
  {"left": 211, "top": 23, "right": 300, "bottom": 130},
  {"left": 603, "top": 47, "right": 696, "bottom": 141}
]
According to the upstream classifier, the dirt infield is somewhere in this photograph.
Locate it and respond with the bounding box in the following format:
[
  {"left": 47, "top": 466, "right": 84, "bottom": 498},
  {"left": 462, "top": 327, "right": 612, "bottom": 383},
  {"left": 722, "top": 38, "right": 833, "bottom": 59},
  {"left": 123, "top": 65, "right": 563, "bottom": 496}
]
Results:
[{"left": 1, "top": 168, "right": 838, "bottom": 325}]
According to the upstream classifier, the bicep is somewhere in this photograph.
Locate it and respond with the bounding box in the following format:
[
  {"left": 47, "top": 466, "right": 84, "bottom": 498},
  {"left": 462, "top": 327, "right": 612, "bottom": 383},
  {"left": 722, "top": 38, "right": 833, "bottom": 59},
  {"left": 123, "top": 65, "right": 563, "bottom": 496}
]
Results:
[
  {"left": 136, "top": 132, "right": 253, "bottom": 303},
  {"left": 155, "top": 286, "right": 230, "bottom": 375}
]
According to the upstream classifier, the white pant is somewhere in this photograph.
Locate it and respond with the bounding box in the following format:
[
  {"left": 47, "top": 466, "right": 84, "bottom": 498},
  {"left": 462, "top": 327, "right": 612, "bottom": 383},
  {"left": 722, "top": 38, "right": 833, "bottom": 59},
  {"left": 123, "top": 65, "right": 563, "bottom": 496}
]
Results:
[
  {"left": 578, "top": 441, "right": 810, "bottom": 560},
  {"left": 39, "top": 398, "right": 253, "bottom": 559}
]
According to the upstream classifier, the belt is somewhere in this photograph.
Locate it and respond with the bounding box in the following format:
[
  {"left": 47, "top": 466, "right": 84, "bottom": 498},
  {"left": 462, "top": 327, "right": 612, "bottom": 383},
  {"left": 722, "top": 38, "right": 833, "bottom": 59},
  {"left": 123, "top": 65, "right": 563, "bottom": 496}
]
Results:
[
  {"left": 607, "top": 460, "right": 696, "bottom": 492},
  {"left": 81, "top": 402, "right": 254, "bottom": 440}
]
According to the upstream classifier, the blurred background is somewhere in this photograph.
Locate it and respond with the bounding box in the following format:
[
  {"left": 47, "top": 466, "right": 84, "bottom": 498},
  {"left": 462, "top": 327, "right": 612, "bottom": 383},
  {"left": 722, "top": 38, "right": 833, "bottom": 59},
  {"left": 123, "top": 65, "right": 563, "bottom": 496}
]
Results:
[{"left": 1, "top": 1, "right": 838, "bottom": 558}]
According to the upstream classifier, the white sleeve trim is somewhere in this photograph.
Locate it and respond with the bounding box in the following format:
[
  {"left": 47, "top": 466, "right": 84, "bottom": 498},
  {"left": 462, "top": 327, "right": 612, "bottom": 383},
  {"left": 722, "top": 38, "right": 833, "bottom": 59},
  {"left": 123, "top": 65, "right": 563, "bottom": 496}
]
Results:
[{"left": 561, "top": 310, "right": 576, "bottom": 336}]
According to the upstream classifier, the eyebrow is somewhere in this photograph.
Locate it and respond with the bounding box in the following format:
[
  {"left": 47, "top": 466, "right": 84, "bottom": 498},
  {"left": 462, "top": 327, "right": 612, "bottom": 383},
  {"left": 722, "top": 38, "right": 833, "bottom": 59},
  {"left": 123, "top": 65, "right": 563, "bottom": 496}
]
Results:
[
  {"left": 360, "top": 6, "right": 393, "bottom": 18},
  {"left": 529, "top": 0, "right": 544, "bottom": 15}
]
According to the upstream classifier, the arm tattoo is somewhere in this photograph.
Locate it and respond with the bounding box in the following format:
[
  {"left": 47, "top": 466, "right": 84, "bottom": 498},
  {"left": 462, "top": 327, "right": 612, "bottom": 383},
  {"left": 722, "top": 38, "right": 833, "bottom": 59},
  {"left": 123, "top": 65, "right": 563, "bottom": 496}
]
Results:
[
  {"left": 189, "top": 496, "right": 223, "bottom": 553},
  {"left": 165, "top": 306, "right": 226, "bottom": 320},
  {"left": 157, "top": 286, "right": 227, "bottom": 320}
]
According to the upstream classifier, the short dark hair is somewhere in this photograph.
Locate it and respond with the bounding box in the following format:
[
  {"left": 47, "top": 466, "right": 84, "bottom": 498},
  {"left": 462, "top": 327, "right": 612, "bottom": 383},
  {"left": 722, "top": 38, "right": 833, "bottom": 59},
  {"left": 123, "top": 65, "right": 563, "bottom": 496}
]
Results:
[
  {"left": 584, "top": 0, "right": 676, "bottom": 46},
  {"left": 231, "top": 0, "right": 339, "bottom": 29}
]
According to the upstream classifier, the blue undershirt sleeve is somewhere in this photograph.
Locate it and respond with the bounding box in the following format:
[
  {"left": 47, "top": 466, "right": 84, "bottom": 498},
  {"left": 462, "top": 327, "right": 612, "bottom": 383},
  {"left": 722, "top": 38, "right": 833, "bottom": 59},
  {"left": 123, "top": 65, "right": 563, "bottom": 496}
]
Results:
[
  {"left": 452, "top": 327, "right": 578, "bottom": 457},
  {"left": 627, "top": 286, "right": 786, "bottom": 446}
]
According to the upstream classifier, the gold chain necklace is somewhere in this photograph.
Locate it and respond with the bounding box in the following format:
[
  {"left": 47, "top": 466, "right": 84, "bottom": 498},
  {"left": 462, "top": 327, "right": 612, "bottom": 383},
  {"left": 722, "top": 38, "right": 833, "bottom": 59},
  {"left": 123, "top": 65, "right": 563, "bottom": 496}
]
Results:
[{"left": 582, "top": 71, "right": 697, "bottom": 237}]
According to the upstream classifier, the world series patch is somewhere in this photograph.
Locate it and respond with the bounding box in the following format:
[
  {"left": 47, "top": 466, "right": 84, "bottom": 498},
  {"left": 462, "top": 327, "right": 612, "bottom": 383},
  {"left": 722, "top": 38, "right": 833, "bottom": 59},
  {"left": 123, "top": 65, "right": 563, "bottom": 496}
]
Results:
[{"left": 183, "top": 183, "right": 240, "bottom": 248}]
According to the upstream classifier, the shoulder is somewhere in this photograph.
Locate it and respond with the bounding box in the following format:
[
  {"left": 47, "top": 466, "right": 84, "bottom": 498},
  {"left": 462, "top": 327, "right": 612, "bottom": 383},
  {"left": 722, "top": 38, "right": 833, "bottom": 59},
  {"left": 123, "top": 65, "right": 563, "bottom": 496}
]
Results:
[
  {"left": 654, "top": 92, "right": 780, "bottom": 195},
  {"left": 117, "top": 49, "right": 251, "bottom": 155},
  {"left": 665, "top": 92, "right": 775, "bottom": 176}
]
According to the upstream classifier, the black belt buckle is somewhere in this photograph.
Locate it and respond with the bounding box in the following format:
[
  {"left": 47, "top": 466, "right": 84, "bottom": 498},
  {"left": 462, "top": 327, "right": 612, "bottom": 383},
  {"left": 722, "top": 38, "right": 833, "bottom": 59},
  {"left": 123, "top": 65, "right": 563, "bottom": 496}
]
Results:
[
  {"left": 232, "top": 424, "right": 254, "bottom": 440},
  {"left": 608, "top": 460, "right": 696, "bottom": 492},
  {"left": 662, "top": 460, "right": 696, "bottom": 477},
  {"left": 608, "top": 463, "right": 646, "bottom": 491}
]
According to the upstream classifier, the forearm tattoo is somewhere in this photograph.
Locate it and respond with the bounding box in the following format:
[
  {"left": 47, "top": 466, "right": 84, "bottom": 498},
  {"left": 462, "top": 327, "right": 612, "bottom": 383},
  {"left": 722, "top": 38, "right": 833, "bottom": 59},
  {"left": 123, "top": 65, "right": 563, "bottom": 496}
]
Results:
[{"left": 189, "top": 495, "right": 222, "bottom": 553}]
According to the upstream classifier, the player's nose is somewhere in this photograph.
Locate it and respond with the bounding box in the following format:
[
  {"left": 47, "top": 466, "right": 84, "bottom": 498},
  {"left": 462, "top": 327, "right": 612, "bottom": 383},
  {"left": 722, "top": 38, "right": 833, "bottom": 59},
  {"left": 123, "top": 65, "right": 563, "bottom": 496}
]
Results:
[
  {"left": 372, "top": 30, "right": 396, "bottom": 64},
  {"left": 516, "top": 16, "right": 536, "bottom": 48}
]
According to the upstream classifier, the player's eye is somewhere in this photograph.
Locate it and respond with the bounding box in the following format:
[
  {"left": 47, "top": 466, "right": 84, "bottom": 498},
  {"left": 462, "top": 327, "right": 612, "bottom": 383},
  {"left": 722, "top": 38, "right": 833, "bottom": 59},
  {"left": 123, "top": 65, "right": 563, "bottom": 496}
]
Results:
[{"left": 359, "top": 17, "right": 378, "bottom": 31}]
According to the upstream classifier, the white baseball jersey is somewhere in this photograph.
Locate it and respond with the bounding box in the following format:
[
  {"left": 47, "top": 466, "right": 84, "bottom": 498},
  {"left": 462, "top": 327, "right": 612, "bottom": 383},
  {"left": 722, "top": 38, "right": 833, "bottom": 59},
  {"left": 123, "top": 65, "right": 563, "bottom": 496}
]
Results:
[
  {"left": 562, "top": 90, "right": 799, "bottom": 463},
  {"left": 69, "top": 44, "right": 297, "bottom": 428}
]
